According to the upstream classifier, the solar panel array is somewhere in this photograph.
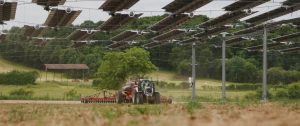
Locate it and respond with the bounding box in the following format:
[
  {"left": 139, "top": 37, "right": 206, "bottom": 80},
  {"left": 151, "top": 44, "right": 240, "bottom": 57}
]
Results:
[{"left": 0, "top": 0, "right": 299, "bottom": 51}]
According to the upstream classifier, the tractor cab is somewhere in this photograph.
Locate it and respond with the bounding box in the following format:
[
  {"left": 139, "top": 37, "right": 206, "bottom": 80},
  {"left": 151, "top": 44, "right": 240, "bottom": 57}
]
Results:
[{"left": 138, "top": 80, "right": 155, "bottom": 97}]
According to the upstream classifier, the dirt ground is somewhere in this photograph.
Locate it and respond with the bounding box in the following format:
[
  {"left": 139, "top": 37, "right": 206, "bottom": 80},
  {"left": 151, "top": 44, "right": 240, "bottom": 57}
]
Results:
[{"left": 0, "top": 102, "right": 299, "bottom": 126}]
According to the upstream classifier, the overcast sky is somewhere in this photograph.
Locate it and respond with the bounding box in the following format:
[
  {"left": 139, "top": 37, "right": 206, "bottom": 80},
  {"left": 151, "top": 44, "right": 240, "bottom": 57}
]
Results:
[{"left": 3, "top": 0, "right": 300, "bottom": 30}]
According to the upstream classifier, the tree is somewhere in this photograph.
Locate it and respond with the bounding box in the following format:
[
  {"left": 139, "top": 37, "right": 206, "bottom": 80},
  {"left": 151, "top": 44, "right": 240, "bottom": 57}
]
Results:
[
  {"left": 268, "top": 67, "right": 284, "bottom": 85},
  {"left": 226, "top": 56, "right": 258, "bottom": 83},
  {"left": 96, "top": 48, "right": 156, "bottom": 89}
]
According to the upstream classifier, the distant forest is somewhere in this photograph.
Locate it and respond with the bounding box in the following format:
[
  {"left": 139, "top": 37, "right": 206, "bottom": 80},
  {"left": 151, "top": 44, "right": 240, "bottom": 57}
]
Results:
[{"left": 0, "top": 15, "right": 299, "bottom": 84}]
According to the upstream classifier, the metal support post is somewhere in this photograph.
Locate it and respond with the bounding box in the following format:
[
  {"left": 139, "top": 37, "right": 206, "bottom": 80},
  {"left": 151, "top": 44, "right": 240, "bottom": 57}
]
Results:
[{"left": 192, "top": 42, "right": 196, "bottom": 100}]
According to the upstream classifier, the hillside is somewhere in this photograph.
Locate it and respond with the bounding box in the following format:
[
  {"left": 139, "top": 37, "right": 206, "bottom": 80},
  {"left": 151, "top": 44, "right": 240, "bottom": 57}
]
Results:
[{"left": 0, "top": 58, "right": 35, "bottom": 73}]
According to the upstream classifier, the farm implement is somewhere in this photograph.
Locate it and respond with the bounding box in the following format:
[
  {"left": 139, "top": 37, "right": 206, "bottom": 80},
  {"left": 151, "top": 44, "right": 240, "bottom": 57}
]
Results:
[{"left": 81, "top": 80, "right": 172, "bottom": 104}]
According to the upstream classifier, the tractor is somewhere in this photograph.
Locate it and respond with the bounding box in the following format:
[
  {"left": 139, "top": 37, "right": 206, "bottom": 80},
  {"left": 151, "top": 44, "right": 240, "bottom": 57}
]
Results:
[{"left": 115, "top": 79, "right": 161, "bottom": 104}]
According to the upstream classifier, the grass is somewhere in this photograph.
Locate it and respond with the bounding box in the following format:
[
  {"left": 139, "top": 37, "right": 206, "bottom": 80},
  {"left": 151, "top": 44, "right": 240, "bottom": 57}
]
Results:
[{"left": 0, "top": 81, "right": 96, "bottom": 100}]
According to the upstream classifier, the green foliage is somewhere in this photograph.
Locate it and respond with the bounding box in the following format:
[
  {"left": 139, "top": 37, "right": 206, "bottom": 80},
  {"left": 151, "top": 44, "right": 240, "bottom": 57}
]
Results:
[
  {"left": 0, "top": 71, "right": 38, "bottom": 85},
  {"left": 179, "top": 82, "right": 190, "bottom": 89},
  {"left": 275, "top": 88, "right": 289, "bottom": 98},
  {"left": 64, "top": 89, "right": 81, "bottom": 100},
  {"left": 268, "top": 67, "right": 300, "bottom": 85},
  {"left": 227, "top": 84, "right": 260, "bottom": 90},
  {"left": 244, "top": 88, "right": 272, "bottom": 100},
  {"left": 96, "top": 48, "right": 156, "bottom": 89},
  {"left": 268, "top": 67, "right": 284, "bottom": 85},
  {"left": 9, "top": 88, "right": 33, "bottom": 96},
  {"left": 226, "top": 56, "right": 258, "bottom": 83},
  {"left": 287, "top": 84, "right": 300, "bottom": 99},
  {"left": 186, "top": 99, "right": 202, "bottom": 114}
]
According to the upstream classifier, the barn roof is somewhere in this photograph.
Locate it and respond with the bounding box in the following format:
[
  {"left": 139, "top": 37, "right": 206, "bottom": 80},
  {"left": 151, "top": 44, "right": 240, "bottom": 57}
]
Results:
[{"left": 45, "top": 64, "right": 89, "bottom": 70}]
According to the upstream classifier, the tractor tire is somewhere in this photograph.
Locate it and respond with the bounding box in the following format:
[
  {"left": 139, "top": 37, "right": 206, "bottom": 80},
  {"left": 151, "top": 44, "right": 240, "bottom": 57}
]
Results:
[
  {"left": 132, "top": 92, "right": 138, "bottom": 104},
  {"left": 116, "top": 91, "right": 124, "bottom": 104},
  {"left": 136, "top": 92, "right": 144, "bottom": 104},
  {"left": 154, "top": 92, "right": 161, "bottom": 104}
]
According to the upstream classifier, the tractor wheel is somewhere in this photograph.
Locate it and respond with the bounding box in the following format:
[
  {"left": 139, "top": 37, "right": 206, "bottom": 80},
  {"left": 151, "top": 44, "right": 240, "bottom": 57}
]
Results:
[
  {"left": 132, "top": 92, "right": 137, "bottom": 104},
  {"left": 116, "top": 91, "right": 124, "bottom": 104},
  {"left": 136, "top": 92, "right": 144, "bottom": 104},
  {"left": 154, "top": 92, "right": 161, "bottom": 104}
]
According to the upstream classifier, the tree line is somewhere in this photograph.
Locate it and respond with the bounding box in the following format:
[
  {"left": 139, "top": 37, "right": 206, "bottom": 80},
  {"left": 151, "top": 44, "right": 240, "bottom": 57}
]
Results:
[{"left": 0, "top": 15, "right": 299, "bottom": 85}]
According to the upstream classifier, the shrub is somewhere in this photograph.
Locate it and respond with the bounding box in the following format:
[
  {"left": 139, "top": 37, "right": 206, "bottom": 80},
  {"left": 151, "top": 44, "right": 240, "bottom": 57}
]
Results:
[
  {"left": 227, "top": 84, "right": 260, "bottom": 90},
  {"left": 186, "top": 100, "right": 202, "bottom": 114},
  {"left": 92, "top": 79, "right": 101, "bottom": 87},
  {"left": 0, "top": 71, "right": 38, "bottom": 85},
  {"left": 156, "top": 81, "right": 168, "bottom": 88},
  {"left": 243, "top": 88, "right": 272, "bottom": 100},
  {"left": 9, "top": 88, "right": 33, "bottom": 96},
  {"left": 287, "top": 84, "right": 300, "bottom": 99},
  {"left": 64, "top": 89, "right": 80, "bottom": 100},
  {"left": 268, "top": 67, "right": 284, "bottom": 85},
  {"left": 275, "top": 88, "right": 288, "bottom": 98},
  {"left": 178, "top": 82, "right": 190, "bottom": 89}
]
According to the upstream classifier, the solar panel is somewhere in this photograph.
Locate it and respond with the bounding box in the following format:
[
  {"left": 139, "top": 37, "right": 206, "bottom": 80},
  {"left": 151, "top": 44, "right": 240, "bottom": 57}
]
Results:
[
  {"left": 23, "top": 25, "right": 46, "bottom": 37},
  {"left": 143, "top": 40, "right": 174, "bottom": 49},
  {"left": 234, "top": 17, "right": 300, "bottom": 36},
  {"left": 67, "top": 30, "right": 95, "bottom": 41},
  {"left": 0, "top": 2, "right": 17, "bottom": 23},
  {"left": 32, "top": 0, "right": 66, "bottom": 7},
  {"left": 111, "top": 30, "right": 142, "bottom": 42},
  {"left": 199, "top": 10, "right": 255, "bottom": 29},
  {"left": 226, "top": 37, "right": 248, "bottom": 46},
  {"left": 178, "top": 38, "right": 199, "bottom": 45},
  {"left": 149, "top": 14, "right": 193, "bottom": 32},
  {"left": 245, "top": 5, "right": 300, "bottom": 24},
  {"left": 194, "top": 26, "right": 230, "bottom": 39},
  {"left": 246, "top": 42, "right": 284, "bottom": 51},
  {"left": 44, "top": 9, "right": 82, "bottom": 27},
  {"left": 283, "top": 0, "right": 300, "bottom": 6},
  {"left": 163, "top": 0, "right": 212, "bottom": 14},
  {"left": 72, "top": 41, "right": 87, "bottom": 48},
  {"left": 224, "top": 0, "right": 269, "bottom": 11},
  {"left": 99, "top": 0, "right": 139, "bottom": 13},
  {"left": 280, "top": 47, "right": 300, "bottom": 53},
  {"left": 152, "top": 29, "right": 187, "bottom": 41},
  {"left": 107, "top": 41, "right": 129, "bottom": 49},
  {"left": 271, "top": 32, "right": 300, "bottom": 42},
  {"left": 98, "top": 13, "right": 142, "bottom": 32}
]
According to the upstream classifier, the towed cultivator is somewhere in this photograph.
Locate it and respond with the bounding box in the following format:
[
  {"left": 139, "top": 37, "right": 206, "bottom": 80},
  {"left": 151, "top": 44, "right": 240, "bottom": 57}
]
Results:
[{"left": 81, "top": 80, "right": 172, "bottom": 104}]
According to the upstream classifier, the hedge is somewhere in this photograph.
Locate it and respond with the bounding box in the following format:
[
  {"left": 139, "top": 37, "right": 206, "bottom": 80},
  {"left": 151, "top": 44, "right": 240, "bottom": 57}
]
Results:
[{"left": 0, "top": 71, "right": 38, "bottom": 85}]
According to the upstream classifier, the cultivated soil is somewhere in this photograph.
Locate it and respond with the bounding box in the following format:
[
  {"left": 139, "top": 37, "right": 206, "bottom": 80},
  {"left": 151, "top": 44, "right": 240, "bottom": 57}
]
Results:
[{"left": 0, "top": 103, "right": 299, "bottom": 126}]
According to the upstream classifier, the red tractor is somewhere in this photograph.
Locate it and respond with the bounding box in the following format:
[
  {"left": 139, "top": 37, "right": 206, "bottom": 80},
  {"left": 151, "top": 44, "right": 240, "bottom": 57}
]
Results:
[
  {"left": 81, "top": 79, "right": 172, "bottom": 104},
  {"left": 116, "top": 80, "right": 162, "bottom": 104}
]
